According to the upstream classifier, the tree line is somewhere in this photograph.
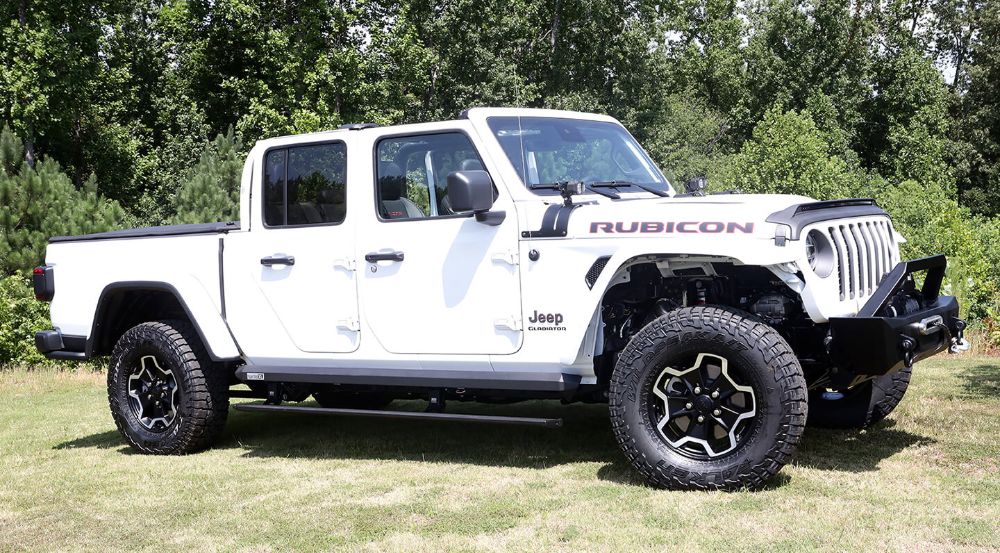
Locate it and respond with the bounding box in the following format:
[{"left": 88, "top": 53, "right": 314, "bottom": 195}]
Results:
[{"left": 1, "top": 0, "right": 999, "bottom": 364}]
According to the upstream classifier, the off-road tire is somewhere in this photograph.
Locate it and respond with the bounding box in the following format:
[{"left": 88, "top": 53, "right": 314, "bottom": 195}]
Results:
[
  {"left": 807, "top": 366, "right": 912, "bottom": 429},
  {"left": 609, "top": 306, "right": 807, "bottom": 491},
  {"left": 108, "top": 320, "right": 229, "bottom": 454},
  {"left": 312, "top": 388, "right": 394, "bottom": 410}
]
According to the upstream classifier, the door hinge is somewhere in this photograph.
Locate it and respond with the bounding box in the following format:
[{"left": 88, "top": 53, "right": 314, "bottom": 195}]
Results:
[
  {"left": 333, "top": 258, "right": 356, "bottom": 271},
  {"left": 491, "top": 250, "right": 519, "bottom": 266},
  {"left": 336, "top": 317, "right": 360, "bottom": 332},
  {"left": 494, "top": 317, "right": 522, "bottom": 331}
]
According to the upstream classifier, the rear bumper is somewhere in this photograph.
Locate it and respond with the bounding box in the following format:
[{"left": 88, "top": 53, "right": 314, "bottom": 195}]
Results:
[
  {"left": 35, "top": 330, "right": 89, "bottom": 360},
  {"left": 826, "top": 255, "right": 966, "bottom": 384}
]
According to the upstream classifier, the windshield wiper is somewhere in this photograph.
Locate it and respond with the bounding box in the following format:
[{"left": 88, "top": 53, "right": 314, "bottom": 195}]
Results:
[
  {"left": 530, "top": 181, "right": 620, "bottom": 201},
  {"left": 586, "top": 184, "right": 619, "bottom": 199},
  {"left": 588, "top": 180, "right": 670, "bottom": 197},
  {"left": 528, "top": 182, "right": 564, "bottom": 191}
]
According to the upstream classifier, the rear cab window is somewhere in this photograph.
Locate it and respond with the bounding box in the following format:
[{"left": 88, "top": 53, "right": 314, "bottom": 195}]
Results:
[{"left": 264, "top": 141, "right": 347, "bottom": 227}]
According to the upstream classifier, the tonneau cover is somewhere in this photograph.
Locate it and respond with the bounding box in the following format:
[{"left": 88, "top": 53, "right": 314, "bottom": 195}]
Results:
[{"left": 49, "top": 221, "right": 240, "bottom": 243}]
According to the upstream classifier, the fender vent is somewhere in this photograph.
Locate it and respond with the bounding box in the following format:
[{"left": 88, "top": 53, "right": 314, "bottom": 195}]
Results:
[{"left": 585, "top": 256, "right": 611, "bottom": 289}]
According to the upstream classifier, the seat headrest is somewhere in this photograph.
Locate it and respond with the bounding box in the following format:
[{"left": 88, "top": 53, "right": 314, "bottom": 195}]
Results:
[
  {"left": 379, "top": 163, "right": 406, "bottom": 201},
  {"left": 461, "top": 159, "right": 484, "bottom": 171}
]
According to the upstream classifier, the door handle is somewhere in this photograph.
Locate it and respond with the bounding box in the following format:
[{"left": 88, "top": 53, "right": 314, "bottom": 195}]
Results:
[
  {"left": 261, "top": 255, "right": 295, "bottom": 266},
  {"left": 365, "top": 251, "right": 404, "bottom": 263}
]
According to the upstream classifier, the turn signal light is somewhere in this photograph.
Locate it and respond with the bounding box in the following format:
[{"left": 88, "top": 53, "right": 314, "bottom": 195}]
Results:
[{"left": 32, "top": 266, "right": 54, "bottom": 301}]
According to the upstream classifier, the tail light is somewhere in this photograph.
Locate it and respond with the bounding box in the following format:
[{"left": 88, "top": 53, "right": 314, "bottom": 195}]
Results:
[{"left": 32, "top": 266, "right": 54, "bottom": 301}]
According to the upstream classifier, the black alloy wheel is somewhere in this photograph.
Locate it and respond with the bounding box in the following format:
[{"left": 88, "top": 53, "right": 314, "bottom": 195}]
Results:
[
  {"left": 610, "top": 306, "right": 808, "bottom": 490},
  {"left": 126, "top": 354, "right": 180, "bottom": 431},
  {"left": 648, "top": 352, "right": 757, "bottom": 459},
  {"left": 108, "top": 320, "right": 229, "bottom": 454}
]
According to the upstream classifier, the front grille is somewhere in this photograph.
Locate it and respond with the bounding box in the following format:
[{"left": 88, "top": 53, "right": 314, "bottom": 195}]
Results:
[{"left": 825, "top": 219, "right": 899, "bottom": 301}]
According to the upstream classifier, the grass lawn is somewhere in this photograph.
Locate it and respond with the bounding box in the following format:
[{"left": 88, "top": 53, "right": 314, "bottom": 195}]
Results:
[{"left": 1, "top": 356, "right": 998, "bottom": 552}]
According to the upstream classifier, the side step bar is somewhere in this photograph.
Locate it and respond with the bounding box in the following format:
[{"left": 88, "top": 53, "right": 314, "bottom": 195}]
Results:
[
  {"left": 234, "top": 365, "right": 581, "bottom": 392},
  {"left": 233, "top": 403, "right": 563, "bottom": 428}
]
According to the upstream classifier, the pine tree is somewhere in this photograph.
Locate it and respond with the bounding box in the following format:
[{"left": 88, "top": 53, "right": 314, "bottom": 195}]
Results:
[
  {"left": 170, "top": 129, "right": 244, "bottom": 225},
  {"left": 0, "top": 125, "right": 124, "bottom": 275}
]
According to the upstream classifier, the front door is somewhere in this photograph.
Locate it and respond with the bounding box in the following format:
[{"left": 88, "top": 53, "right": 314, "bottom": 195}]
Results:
[
  {"left": 225, "top": 140, "right": 360, "bottom": 358},
  {"left": 358, "top": 130, "right": 522, "bottom": 355}
]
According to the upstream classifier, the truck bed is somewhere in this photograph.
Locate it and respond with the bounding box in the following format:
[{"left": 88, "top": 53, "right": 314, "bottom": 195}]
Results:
[
  {"left": 49, "top": 221, "right": 240, "bottom": 243},
  {"left": 42, "top": 225, "right": 239, "bottom": 357}
]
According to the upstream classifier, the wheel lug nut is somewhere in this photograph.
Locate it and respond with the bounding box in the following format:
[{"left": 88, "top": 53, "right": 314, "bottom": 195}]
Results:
[
  {"left": 713, "top": 409, "right": 721, "bottom": 416},
  {"left": 711, "top": 390, "right": 719, "bottom": 398},
  {"left": 697, "top": 415, "right": 705, "bottom": 423},
  {"left": 694, "top": 387, "right": 702, "bottom": 394},
  {"left": 685, "top": 402, "right": 693, "bottom": 409}
]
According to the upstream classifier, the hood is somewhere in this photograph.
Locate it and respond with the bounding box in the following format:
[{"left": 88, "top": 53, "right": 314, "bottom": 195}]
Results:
[{"left": 519, "top": 193, "right": 816, "bottom": 240}]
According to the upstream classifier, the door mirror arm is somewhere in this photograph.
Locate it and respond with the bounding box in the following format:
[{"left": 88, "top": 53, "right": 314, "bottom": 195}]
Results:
[{"left": 474, "top": 211, "right": 506, "bottom": 226}]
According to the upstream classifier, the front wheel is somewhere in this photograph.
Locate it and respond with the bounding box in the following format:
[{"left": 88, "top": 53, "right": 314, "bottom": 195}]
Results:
[
  {"left": 807, "top": 366, "right": 912, "bottom": 429},
  {"left": 609, "top": 306, "right": 807, "bottom": 490},
  {"left": 107, "top": 320, "right": 229, "bottom": 454}
]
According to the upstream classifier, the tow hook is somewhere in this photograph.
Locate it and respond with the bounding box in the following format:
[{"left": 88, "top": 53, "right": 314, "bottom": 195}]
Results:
[
  {"left": 949, "top": 318, "right": 970, "bottom": 354},
  {"left": 900, "top": 336, "right": 917, "bottom": 368}
]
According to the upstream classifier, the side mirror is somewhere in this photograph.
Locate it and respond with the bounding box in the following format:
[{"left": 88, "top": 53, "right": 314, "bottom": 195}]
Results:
[
  {"left": 684, "top": 176, "right": 707, "bottom": 195},
  {"left": 447, "top": 170, "right": 494, "bottom": 212},
  {"left": 447, "top": 170, "right": 505, "bottom": 226}
]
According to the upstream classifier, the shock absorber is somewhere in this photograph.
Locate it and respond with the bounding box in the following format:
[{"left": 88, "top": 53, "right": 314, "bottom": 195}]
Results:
[{"left": 695, "top": 281, "right": 707, "bottom": 305}]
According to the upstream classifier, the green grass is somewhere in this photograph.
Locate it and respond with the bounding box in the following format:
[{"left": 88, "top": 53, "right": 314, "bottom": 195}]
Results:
[{"left": 1, "top": 357, "right": 998, "bottom": 552}]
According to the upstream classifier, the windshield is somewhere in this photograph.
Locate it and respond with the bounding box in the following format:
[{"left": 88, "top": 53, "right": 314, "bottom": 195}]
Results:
[{"left": 486, "top": 116, "right": 672, "bottom": 196}]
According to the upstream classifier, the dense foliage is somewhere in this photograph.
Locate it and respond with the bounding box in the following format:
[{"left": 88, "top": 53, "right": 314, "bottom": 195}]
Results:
[
  {"left": 0, "top": 126, "right": 124, "bottom": 275},
  {"left": 170, "top": 130, "right": 243, "bottom": 225},
  {"left": 0, "top": 273, "right": 51, "bottom": 366},
  {"left": 1, "top": 0, "right": 999, "bottom": 364}
]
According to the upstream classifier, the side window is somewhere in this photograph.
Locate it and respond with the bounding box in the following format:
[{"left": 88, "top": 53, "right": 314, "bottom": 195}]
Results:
[
  {"left": 263, "top": 142, "right": 347, "bottom": 227},
  {"left": 375, "top": 132, "right": 487, "bottom": 220}
]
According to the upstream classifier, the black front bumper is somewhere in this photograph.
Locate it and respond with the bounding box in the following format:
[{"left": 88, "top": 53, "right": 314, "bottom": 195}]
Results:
[{"left": 826, "top": 255, "right": 965, "bottom": 385}]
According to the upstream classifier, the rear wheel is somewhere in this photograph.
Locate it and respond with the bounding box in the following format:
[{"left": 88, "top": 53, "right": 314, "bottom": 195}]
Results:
[
  {"left": 107, "top": 321, "right": 229, "bottom": 454},
  {"left": 807, "top": 366, "right": 912, "bottom": 429},
  {"left": 609, "top": 306, "right": 807, "bottom": 490}
]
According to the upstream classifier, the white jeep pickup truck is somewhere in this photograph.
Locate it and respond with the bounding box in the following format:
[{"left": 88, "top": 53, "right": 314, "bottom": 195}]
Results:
[{"left": 34, "top": 108, "right": 967, "bottom": 490}]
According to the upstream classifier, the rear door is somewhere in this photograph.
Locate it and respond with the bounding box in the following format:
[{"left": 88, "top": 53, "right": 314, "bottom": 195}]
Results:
[
  {"left": 357, "top": 127, "right": 523, "bottom": 355},
  {"left": 225, "top": 139, "right": 360, "bottom": 357}
]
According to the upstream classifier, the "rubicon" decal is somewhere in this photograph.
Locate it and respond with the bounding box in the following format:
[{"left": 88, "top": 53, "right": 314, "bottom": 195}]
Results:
[{"left": 589, "top": 221, "right": 754, "bottom": 234}]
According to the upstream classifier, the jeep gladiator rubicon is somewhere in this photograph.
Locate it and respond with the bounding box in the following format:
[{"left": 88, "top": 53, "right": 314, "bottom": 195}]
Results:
[{"left": 34, "top": 108, "right": 968, "bottom": 490}]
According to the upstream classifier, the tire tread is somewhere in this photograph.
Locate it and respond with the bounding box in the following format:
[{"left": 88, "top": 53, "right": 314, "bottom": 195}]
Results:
[
  {"left": 107, "top": 320, "right": 229, "bottom": 454},
  {"left": 609, "top": 306, "right": 807, "bottom": 490}
]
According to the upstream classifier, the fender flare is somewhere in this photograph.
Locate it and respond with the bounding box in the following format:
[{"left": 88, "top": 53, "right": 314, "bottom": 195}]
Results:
[
  {"left": 564, "top": 249, "right": 798, "bottom": 366},
  {"left": 90, "top": 281, "right": 242, "bottom": 361}
]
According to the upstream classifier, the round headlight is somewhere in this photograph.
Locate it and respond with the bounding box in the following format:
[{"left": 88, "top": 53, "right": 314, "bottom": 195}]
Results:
[{"left": 805, "top": 230, "right": 835, "bottom": 278}]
